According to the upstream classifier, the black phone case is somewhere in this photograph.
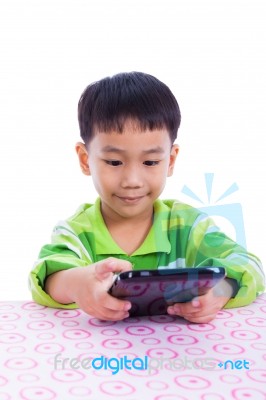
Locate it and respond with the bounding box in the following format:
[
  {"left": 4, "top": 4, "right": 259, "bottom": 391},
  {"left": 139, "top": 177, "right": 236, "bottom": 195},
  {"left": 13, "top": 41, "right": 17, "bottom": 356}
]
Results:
[{"left": 109, "top": 267, "right": 226, "bottom": 316}]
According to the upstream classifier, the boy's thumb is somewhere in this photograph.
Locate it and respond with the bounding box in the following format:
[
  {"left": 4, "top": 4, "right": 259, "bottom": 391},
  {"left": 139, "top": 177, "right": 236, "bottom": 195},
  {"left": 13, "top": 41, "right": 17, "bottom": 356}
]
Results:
[
  {"left": 94, "top": 259, "right": 116, "bottom": 280},
  {"left": 94, "top": 258, "right": 132, "bottom": 280}
]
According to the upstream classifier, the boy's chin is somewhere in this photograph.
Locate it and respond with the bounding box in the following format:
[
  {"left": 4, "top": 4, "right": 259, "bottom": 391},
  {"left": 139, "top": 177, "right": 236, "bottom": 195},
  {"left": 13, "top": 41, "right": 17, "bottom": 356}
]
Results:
[{"left": 103, "top": 198, "right": 154, "bottom": 219}]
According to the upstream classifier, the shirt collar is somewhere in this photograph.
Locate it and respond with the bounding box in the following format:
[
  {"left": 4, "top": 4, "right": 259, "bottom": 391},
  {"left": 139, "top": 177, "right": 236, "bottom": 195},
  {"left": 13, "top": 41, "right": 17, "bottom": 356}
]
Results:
[{"left": 86, "top": 197, "right": 171, "bottom": 256}]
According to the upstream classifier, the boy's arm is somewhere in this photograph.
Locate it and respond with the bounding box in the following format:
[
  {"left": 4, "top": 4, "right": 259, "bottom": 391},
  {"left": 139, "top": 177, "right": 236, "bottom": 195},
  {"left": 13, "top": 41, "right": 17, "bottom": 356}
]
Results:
[
  {"left": 29, "top": 220, "right": 133, "bottom": 319},
  {"left": 185, "top": 213, "right": 265, "bottom": 308},
  {"left": 29, "top": 248, "right": 90, "bottom": 309},
  {"left": 167, "top": 213, "right": 263, "bottom": 321},
  {"left": 29, "top": 218, "right": 93, "bottom": 309}
]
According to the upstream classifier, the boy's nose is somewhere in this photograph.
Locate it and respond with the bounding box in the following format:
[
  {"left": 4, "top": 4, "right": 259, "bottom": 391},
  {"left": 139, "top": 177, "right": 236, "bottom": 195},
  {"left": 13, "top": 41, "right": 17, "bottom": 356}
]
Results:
[{"left": 120, "top": 166, "right": 144, "bottom": 188}]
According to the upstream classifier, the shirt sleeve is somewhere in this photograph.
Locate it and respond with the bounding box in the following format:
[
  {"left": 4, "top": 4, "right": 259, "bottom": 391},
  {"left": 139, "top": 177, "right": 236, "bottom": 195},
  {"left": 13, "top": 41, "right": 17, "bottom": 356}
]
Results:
[
  {"left": 29, "top": 220, "right": 93, "bottom": 309},
  {"left": 185, "top": 213, "right": 265, "bottom": 308}
]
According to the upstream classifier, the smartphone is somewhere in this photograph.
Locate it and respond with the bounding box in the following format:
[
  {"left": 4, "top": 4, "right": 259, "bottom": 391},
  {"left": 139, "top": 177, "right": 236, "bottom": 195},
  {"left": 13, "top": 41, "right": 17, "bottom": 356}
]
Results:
[{"left": 109, "top": 267, "right": 226, "bottom": 316}]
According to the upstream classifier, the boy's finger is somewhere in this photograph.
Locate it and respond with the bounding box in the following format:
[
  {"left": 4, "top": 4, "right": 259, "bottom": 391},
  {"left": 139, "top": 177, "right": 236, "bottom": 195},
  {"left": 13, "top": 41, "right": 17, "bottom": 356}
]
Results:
[
  {"left": 104, "top": 293, "right": 132, "bottom": 313},
  {"left": 168, "top": 298, "right": 203, "bottom": 316},
  {"left": 94, "top": 258, "right": 132, "bottom": 280},
  {"left": 89, "top": 303, "right": 130, "bottom": 321},
  {"left": 191, "top": 297, "right": 201, "bottom": 308},
  {"left": 183, "top": 312, "right": 217, "bottom": 323}
]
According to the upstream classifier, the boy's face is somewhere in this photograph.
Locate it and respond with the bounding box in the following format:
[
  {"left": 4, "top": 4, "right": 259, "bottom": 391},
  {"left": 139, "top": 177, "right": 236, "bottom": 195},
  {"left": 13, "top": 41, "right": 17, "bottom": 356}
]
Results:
[{"left": 76, "top": 119, "right": 179, "bottom": 223}]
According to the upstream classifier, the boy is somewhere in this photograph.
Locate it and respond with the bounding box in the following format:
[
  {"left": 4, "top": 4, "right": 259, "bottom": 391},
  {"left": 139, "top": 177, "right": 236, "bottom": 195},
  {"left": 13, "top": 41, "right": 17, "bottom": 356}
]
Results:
[{"left": 29, "top": 72, "right": 265, "bottom": 323}]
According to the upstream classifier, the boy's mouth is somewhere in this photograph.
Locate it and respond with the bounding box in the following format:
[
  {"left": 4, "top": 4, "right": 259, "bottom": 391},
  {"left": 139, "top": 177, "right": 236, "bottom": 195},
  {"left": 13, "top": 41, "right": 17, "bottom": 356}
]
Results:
[{"left": 115, "top": 195, "right": 145, "bottom": 204}]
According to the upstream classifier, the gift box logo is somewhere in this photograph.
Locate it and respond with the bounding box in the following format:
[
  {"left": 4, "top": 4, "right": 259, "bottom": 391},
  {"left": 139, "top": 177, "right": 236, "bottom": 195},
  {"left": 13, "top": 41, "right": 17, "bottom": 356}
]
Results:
[{"left": 181, "top": 173, "right": 246, "bottom": 249}]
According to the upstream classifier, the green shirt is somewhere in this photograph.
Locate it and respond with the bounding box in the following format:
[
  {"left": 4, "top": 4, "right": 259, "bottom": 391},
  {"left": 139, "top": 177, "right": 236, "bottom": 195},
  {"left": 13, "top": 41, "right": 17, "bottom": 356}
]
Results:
[{"left": 29, "top": 198, "right": 265, "bottom": 309}]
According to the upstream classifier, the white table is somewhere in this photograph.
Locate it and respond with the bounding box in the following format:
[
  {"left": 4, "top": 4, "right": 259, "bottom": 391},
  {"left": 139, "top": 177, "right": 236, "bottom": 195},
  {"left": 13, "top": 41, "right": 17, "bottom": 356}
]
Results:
[{"left": 0, "top": 294, "right": 266, "bottom": 400}]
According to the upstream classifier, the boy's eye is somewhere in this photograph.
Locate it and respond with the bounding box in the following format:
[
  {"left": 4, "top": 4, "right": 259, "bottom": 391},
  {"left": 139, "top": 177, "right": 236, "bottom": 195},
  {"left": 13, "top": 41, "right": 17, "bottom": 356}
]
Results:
[
  {"left": 143, "top": 160, "right": 160, "bottom": 166},
  {"left": 105, "top": 160, "right": 123, "bottom": 166}
]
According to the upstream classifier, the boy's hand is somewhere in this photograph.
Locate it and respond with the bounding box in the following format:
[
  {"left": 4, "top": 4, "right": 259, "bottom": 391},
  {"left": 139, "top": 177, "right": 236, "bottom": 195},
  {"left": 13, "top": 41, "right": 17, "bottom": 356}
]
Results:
[
  {"left": 70, "top": 258, "right": 133, "bottom": 321},
  {"left": 167, "top": 285, "right": 231, "bottom": 323},
  {"left": 46, "top": 257, "right": 132, "bottom": 321}
]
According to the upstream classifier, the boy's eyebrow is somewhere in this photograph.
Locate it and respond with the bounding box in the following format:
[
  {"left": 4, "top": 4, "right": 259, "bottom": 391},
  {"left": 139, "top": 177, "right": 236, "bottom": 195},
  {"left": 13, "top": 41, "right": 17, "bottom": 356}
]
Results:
[
  {"left": 101, "top": 145, "right": 165, "bottom": 154},
  {"left": 142, "top": 146, "right": 165, "bottom": 154},
  {"left": 101, "top": 146, "right": 125, "bottom": 153}
]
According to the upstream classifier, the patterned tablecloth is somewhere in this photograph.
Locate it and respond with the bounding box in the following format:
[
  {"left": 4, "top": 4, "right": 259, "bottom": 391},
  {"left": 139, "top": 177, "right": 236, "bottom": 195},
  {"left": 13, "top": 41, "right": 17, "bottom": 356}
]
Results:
[{"left": 0, "top": 295, "right": 266, "bottom": 400}]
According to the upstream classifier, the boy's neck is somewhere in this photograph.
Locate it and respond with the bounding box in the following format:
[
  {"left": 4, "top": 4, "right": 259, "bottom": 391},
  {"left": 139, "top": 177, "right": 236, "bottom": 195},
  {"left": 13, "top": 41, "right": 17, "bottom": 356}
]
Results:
[{"left": 100, "top": 202, "right": 154, "bottom": 255}]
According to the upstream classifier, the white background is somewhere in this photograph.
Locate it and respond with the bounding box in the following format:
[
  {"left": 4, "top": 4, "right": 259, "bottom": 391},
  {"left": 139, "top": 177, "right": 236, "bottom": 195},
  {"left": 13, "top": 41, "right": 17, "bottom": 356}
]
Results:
[{"left": 0, "top": 0, "right": 265, "bottom": 300}]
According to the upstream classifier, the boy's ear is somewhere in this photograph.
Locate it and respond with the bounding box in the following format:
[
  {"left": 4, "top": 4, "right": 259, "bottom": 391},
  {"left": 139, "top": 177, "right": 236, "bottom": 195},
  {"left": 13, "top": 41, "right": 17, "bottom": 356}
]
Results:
[
  {"left": 167, "top": 144, "right": 179, "bottom": 177},
  {"left": 75, "top": 142, "right": 90, "bottom": 175}
]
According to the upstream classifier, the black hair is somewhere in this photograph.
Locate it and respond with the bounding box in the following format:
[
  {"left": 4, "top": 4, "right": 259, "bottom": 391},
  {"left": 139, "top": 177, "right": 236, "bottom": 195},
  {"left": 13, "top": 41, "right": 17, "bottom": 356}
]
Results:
[{"left": 78, "top": 71, "right": 181, "bottom": 144}]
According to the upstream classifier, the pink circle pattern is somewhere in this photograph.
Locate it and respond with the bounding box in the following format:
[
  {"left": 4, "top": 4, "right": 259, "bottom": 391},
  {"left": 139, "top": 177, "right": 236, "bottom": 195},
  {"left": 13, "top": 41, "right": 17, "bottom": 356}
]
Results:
[{"left": 0, "top": 295, "right": 264, "bottom": 399}]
